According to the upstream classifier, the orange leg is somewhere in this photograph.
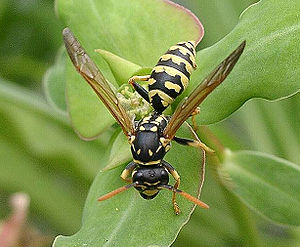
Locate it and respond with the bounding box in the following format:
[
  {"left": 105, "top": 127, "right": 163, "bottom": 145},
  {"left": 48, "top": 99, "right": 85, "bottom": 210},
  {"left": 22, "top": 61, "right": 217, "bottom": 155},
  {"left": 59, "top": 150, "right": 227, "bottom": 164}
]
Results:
[{"left": 162, "top": 160, "right": 181, "bottom": 215}]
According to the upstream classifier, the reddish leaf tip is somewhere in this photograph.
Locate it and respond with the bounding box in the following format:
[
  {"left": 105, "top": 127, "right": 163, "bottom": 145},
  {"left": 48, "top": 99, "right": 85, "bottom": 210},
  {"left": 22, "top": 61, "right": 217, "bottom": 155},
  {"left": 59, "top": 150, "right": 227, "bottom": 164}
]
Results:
[{"left": 163, "top": 0, "right": 204, "bottom": 45}]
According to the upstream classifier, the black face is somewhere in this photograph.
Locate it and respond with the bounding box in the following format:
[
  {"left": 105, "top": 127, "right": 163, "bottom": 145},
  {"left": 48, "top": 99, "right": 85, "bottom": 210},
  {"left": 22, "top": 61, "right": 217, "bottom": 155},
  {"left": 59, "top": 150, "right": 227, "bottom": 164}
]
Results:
[{"left": 132, "top": 165, "right": 169, "bottom": 199}]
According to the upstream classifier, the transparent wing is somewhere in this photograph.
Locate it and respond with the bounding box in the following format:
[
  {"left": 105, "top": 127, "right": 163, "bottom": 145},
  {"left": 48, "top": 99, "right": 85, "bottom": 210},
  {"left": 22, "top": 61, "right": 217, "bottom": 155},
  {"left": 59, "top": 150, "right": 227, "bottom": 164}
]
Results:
[
  {"left": 164, "top": 41, "right": 246, "bottom": 139},
  {"left": 63, "top": 28, "right": 135, "bottom": 136}
]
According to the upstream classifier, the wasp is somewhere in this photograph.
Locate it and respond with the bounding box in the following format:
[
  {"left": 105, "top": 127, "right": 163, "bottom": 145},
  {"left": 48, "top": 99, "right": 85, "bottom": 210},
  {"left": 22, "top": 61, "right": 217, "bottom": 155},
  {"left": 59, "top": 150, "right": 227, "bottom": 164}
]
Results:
[{"left": 63, "top": 27, "right": 245, "bottom": 214}]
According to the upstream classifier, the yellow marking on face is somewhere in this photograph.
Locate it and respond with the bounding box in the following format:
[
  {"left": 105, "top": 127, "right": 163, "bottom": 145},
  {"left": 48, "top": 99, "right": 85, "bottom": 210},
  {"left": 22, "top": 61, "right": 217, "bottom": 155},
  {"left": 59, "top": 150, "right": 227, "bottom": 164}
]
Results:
[
  {"left": 149, "top": 90, "right": 174, "bottom": 105},
  {"left": 164, "top": 81, "right": 182, "bottom": 93},
  {"left": 144, "top": 181, "right": 160, "bottom": 186},
  {"left": 150, "top": 126, "right": 158, "bottom": 132},
  {"left": 143, "top": 189, "right": 159, "bottom": 196},
  {"left": 152, "top": 66, "right": 189, "bottom": 88},
  {"left": 160, "top": 54, "right": 194, "bottom": 74},
  {"left": 137, "top": 149, "right": 141, "bottom": 155},
  {"left": 139, "top": 126, "right": 146, "bottom": 131},
  {"left": 165, "top": 144, "right": 171, "bottom": 152},
  {"left": 148, "top": 149, "right": 153, "bottom": 156}
]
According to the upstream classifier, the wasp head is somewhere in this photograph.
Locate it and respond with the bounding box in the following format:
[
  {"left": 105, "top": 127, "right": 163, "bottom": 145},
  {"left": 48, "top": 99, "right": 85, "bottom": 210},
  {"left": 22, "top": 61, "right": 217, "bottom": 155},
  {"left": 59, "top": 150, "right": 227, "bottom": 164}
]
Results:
[{"left": 132, "top": 165, "right": 169, "bottom": 199}]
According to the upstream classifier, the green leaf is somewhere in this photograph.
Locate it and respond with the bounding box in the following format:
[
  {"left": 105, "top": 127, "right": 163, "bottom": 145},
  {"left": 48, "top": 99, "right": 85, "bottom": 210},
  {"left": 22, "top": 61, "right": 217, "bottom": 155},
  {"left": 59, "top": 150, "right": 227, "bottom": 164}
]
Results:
[
  {"left": 96, "top": 49, "right": 141, "bottom": 86},
  {"left": 43, "top": 46, "right": 67, "bottom": 113},
  {"left": 65, "top": 59, "right": 115, "bottom": 139},
  {"left": 53, "top": 125, "right": 206, "bottom": 247},
  {"left": 220, "top": 150, "right": 300, "bottom": 226},
  {"left": 56, "top": 0, "right": 203, "bottom": 66},
  {"left": 233, "top": 96, "right": 300, "bottom": 164},
  {"left": 186, "top": 0, "right": 300, "bottom": 125},
  {"left": 0, "top": 0, "right": 62, "bottom": 85},
  {"left": 103, "top": 130, "right": 131, "bottom": 171},
  {"left": 56, "top": 0, "right": 204, "bottom": 138},
  {"left": 176, "top": 0, "right": 257, "bottom": 49},
  {"left": 0, "top": 79, "right": 110, "bottom": 233},
  {"left": 174, "top": 169, "right": 241, "bottom": 247}
]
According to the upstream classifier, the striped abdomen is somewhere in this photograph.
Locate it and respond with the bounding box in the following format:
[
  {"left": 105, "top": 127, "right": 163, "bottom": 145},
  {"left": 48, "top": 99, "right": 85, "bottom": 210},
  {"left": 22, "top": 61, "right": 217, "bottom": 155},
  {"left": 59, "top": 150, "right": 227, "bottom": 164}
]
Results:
[{"left": 148, "top": 41, "right": 197, "bottom": 113}]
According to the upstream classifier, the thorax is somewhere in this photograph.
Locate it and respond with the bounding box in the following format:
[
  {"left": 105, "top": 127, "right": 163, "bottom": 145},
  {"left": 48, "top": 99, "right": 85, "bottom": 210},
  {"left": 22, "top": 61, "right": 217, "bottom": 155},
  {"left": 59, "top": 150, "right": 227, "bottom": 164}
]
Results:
[{"left": 129, "top": 114, "right": 171, "bottom": 165}]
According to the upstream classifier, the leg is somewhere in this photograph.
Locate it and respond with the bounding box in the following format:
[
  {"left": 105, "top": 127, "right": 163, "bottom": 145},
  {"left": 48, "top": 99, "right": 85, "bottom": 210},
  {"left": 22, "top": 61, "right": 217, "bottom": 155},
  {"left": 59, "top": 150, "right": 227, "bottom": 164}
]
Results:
[
  {"left": 190, "top": 107, "right": 200, "bottom": 131},
  {"left": 120, "top": 161, "right": 137, "bottom": 183},
  {"left": 173, "top": 136, "right": 214, "bottom": 153},
  {"left": 181, "top": 122, "right": 208, "bottom": 195},
  {"left": 162, "top": 160, "right": 181, "bottom": 215},
  {"left": 174, "top": 121, "right": 214, "bottom": 153},
  {"left": 128, "top": 75, "right": 151, "bottom": 103}
]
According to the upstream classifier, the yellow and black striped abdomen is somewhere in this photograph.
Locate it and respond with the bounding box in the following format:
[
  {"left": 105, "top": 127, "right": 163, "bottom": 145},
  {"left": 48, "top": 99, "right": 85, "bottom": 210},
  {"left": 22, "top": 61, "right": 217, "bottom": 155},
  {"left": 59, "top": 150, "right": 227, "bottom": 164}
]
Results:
[{"left": 148, "top": 41, "right": 197, "bottom": 113}]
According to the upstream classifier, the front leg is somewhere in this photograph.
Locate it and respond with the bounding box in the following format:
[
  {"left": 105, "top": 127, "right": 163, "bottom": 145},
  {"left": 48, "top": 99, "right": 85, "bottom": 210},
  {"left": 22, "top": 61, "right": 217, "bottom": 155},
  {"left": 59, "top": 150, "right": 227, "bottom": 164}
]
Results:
[
  {"left": 161, "top": 160, "right": 181, "bottom": 215},
  {"left": 128, "top": 75, "right": 151, "bottom": 103},
  {"left": 120, "top": 161, "right": 137, "bottom": 183}
]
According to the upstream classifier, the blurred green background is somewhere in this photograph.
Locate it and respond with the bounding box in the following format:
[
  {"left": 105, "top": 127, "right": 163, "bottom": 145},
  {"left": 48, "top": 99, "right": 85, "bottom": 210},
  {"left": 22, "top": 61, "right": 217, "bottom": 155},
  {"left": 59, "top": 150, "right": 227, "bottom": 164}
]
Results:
[{"left": 0, "top": 0, "right": 299, "bottom": 246}]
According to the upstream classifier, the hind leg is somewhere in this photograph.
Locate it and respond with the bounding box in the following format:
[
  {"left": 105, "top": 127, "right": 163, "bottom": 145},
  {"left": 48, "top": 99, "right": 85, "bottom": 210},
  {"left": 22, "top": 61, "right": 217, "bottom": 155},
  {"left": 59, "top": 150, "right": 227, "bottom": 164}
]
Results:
[{"left": 128, "top": 75, "right": 151, "bottom": 102}]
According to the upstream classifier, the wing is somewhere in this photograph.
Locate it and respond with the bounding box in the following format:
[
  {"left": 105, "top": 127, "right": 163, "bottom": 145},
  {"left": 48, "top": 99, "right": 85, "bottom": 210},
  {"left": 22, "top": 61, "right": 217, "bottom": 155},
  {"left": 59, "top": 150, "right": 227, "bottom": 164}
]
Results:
[
  {"left": 63, "top": 28, "right": 135, "bottom": 136},
  {"left": 164, "top": 41, "right": 246, "bottom": 139}
]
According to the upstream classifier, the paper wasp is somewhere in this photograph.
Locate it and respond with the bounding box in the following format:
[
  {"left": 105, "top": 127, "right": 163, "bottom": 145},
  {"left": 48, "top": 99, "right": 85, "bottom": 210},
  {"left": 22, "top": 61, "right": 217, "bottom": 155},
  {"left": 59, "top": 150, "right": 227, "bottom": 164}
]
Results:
[{"left": 63, "top": 27, "right": 245, "bottom": 214}]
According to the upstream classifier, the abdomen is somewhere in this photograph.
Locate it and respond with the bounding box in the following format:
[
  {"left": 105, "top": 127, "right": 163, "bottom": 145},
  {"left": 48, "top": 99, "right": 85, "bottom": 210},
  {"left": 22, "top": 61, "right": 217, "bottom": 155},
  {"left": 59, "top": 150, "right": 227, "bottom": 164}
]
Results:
[{"left": 148, "top": 41, "right": 197, "bottom": 113}]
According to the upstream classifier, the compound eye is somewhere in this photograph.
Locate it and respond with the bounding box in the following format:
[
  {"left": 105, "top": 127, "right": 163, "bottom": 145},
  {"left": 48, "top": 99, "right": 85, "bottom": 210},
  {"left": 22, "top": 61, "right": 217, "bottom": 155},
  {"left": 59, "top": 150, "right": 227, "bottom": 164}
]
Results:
[
  {"left": 133, "top": 171, "right": 144, "bottom": 184},
  {"left": 160, "top": 169, "right": 169, "bottom": 185}
]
